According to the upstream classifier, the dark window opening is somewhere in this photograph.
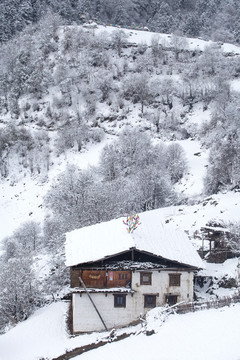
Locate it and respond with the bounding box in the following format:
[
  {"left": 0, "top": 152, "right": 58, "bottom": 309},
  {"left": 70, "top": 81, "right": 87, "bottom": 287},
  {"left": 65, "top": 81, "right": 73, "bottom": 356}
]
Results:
[
  {"left": 140, "top": 272, "right": 152, "bottom": 285},
  {"left": 165, "top": 295, "right": 178, "bottom": 306},
  {"left": 118, "top": 273, "right": 128, "bottom": 280},
  {"left": 144, "top": 295, "right": 156, "bottom": 308},
  {"left": 169, "top": 274, "right": 181, "bottom": 286},
  {"left": 114, "top": 294, "right": 126, "bottom": 308}
]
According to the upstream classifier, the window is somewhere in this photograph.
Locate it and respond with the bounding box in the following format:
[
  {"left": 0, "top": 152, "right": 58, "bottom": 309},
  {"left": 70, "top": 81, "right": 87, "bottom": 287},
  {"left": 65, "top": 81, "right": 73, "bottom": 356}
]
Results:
[
  {"left": 169, "top": 274, "right": 181, "bottom": 286},
  {"left": 118, "top": 273, "right": 128, "bottom": 280},
  {"left": 140, "top": 272, "right": 152, "bottom": 285},
  {"left": 144, "top": 295, "right": 156, "bottom": 308},
  {"left": 114, "top": 294, "right": 126, "bottom": 308},
  {"left": 165, "top": 295, "right": 178, "bottom": 306}
]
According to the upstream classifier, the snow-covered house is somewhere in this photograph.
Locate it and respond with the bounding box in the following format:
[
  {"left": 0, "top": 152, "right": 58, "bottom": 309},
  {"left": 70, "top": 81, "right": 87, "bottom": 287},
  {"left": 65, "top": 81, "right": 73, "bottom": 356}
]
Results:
[{"left": 65, "top": 211, "right": 203, "bottom": 333}]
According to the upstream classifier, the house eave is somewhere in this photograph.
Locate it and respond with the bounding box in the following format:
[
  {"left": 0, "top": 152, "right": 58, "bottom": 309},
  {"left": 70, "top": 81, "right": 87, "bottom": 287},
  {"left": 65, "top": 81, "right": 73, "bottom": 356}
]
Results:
[
  {"left": 70, "top": 249, "right": 134, "bottom": 269},
  {"left": 71, "top": 287, "right": 135, "bottom": 294},
  {"left": 71, "top": 247, "right": 202, "bottom": 270},
  {"left": 133, "top": 248, "right": 202, "bottom": 270}
]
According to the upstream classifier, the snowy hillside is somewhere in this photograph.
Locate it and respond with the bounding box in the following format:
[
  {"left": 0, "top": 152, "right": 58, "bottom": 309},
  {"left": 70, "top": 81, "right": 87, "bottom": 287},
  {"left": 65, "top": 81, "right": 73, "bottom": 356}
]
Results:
[
  {"left": 1, "top": 23, "right": 240, "bottom": 242},
  {"left": 0, "top": 139, "right": 110, "bottom": 242},
  {"left": 1, "top": 18, "right": 240, "bottom": 359}
]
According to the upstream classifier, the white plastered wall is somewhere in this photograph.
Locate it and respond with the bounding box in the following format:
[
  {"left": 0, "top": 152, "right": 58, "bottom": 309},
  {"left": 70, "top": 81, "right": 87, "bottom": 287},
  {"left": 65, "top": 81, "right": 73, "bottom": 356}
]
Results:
[
  {"left": 72, "top": 269, "right": 194, "bottom": 333},
  {"left": 131, "top": 270, "right": 194, "bottom": 306},
  {"left": 72, "top": 292, "right": 136, "bottom": 333}
]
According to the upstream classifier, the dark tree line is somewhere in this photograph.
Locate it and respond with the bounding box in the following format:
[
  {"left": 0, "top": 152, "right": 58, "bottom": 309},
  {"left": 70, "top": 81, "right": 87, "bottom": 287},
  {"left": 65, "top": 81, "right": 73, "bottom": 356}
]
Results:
[{"left": 2, "top": 0, "right": 240, "bottom": 45}]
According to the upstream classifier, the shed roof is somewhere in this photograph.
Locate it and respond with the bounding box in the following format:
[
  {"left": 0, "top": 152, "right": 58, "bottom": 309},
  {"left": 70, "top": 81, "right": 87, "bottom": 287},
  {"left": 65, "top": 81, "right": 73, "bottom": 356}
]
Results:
[{"left": 65, "top": 210, "right": 204, "bottom": 269}]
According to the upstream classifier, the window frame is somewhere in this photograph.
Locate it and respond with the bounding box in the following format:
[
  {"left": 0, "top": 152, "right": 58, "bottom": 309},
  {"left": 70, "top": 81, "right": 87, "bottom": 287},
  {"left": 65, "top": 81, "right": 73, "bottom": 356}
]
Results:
[
  {"left": 140, "top": 272, "right": 152, "bottom": 285},
  {"left": 144, "top": 294, "right": 157, "bottom": 308},
  {"left": 169, "top": 273, "right": 181, "bottom": 287},
  {"left": 114, "top": 294, "right": 126, "bottom": 308},
  {"left": 165, "top": 294, "right": 178, "bottom": 306},
  {"left": 118, "top": 273, "right": 128, "bottom": 280}
]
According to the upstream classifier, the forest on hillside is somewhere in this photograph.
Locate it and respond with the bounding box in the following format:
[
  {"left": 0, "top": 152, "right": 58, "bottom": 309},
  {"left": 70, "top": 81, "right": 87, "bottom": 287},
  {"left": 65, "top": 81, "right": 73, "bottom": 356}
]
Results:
[{"left": 1, "top": 5, "right": 240, "bottom": 332}]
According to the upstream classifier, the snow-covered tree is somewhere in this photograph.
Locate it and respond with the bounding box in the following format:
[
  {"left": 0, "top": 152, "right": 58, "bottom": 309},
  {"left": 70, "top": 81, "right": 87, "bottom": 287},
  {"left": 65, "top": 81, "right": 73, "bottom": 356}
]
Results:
[
  {"left": 166, "top": 143, "right": 188, "bottom": 183},
  {"left": 0, "top": 255, "right": 40, "bottom": 329},
  {"left": 123, "top": 73, "right": 152, "bottom": 114},
  {"left": 111, "top": 30, "right": 128, "bottom": 57}
]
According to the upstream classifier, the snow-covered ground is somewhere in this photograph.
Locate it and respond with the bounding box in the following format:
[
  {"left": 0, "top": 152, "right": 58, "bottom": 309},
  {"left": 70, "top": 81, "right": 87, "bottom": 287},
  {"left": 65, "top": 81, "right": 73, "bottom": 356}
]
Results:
[
  {"left": 200, "top": 258, "right": 240, "bottom": 279},
  {"left": 231, "top": 78, "right": 240, "bottom": 92},
  {"left": 92, "top": 24, "right": 240, "bottom": 55},
  {"left": 146, "top": 192, "right": 240, "bottom": 250},
  {"left": 0, "top": 302, "right": 102, "bottom": 360},
  {"left": 197, "top": 258, "right": 240, "bottom": 299},
  {"left": 73, "top": 304, "right": 240, "bottom": 360},
  {"left": 2, "top": 135, "right": 236, "bottom": 252},
  {"left": 175, "top": 139, "right": 209, "bottom": 196},
  {"left": 1, "top": 300, "right": 240, "bottom": 360},
  {"left": 0, "top": 301, "right": 139, "bottom": 360}
]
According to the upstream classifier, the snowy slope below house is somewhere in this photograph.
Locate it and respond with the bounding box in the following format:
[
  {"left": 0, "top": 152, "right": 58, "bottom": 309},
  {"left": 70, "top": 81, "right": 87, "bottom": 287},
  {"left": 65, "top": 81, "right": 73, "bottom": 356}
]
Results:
[
  {"left": 0, "top": 300, "right": 239, "bottom": 360},
  {"left": 73, "top": 304, "right": 240, "bottom": 360},
  {"left": 0, "top": 302, "right": 107, "bottom": 360}
]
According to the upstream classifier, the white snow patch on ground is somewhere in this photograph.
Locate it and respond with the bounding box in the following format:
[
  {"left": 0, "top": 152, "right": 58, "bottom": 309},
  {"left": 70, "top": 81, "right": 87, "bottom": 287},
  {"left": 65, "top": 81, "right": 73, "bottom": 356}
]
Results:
[
  {"left": 175, "top": 139, "right": 209, "bottom": 196},
  {"left": 1, "top": 300, "right": 240, "bottom": 360},
  {"left": 141, "top": 192, "right": 240, "bottom": 251},
  {"left": 0, "top": 177, "right": 45, "bottom": 243},
  {"left": 32, "top": 252, "right": 52, "bottom": 282},
  {"left": 200, "top": 258, "right": 240, "bottom": 279},
  {"left": 231, "top": 78, "right": 240, "bottom": 92},
  {"left": 187, "top": 103, "right": 212, "bottom": 126},
  {"left": 0, "top": 301, "right": 138, "bottom": 360},
  {"left": 196, "top": 258, "right": 240, "bottom": 299},
  {"left": 74, "top": 304, "right": 240, "bottom": 360},
  {"left": 94, "top": 25, "right": 240, "bottom": 55},
  {"left": 0, "top": 302, "right": 105, "bottom": 360},
  {"left": 166, "top": 192, "right": 240, "bottom": 232}
]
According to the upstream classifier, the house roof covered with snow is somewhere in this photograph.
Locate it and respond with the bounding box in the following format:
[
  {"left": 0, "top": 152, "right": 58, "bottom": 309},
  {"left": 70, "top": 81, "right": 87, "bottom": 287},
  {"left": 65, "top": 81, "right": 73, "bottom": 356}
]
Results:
[{"left": 65, "top": 210, "right": 204, "bottom": 269}]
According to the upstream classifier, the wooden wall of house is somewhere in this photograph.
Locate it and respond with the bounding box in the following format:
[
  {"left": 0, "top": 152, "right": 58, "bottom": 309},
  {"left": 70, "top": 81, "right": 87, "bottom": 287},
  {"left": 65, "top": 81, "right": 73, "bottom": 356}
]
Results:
[
  {"left": 81, "top": 270, "right": 107, "bottom": 288},
  {"left": 70, "top": 268, "right": 131, "bottom": 288}
]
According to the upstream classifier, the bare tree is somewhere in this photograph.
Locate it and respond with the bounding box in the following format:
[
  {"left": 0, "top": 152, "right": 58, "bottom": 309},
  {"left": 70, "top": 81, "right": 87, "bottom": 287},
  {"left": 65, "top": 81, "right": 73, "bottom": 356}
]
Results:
[
  {"left": 170, "top": 33, "right": 189, "bottom": 61},
  {"left": 166, "top": 143, "right": 188, "bottom": 183}
]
